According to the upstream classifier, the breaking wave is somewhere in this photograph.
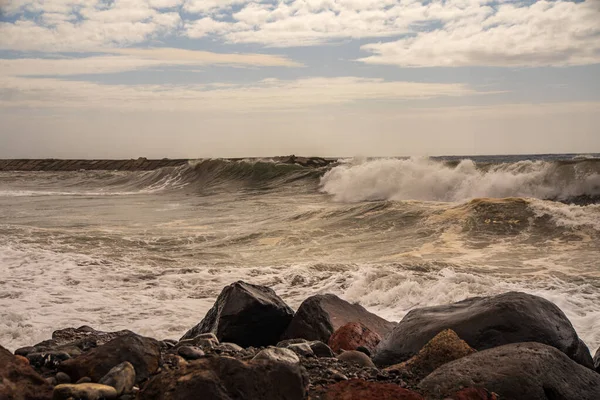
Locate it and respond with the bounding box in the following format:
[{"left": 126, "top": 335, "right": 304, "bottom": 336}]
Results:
[{"left": 320, "top": 157, "right": 600, "bottom": 204}]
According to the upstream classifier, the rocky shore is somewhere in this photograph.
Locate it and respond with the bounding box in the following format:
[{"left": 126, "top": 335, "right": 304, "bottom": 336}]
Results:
[{"left": 2, "top": 281, "right": 600, "bottom": 399}]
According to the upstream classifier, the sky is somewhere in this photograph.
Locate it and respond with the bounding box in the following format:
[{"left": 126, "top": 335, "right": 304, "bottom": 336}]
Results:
[{"left": 0, "top": 0, "right": 599, "bottom": 158}]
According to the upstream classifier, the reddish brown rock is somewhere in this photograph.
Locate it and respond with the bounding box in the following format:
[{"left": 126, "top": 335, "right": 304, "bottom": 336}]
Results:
[
  {"left": 0, "top": 344, "right": 53, "bottom": 400},
  {"left": 385, "top": 329, "right": 475, "bottom": 381},
  {"left": 328, "top": 322, "right": 382, "bottom": 354},
  {"left": 450, "top": 388, "right": 498, "bottom": 400},
  {"left": 313, "top": 379, "right": 424, "bottom": 400}
]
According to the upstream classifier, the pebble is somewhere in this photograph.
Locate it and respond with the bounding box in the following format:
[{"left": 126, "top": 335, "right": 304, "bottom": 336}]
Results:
[
  {"left": 337, "top": 350, "right": 376, "bottom": 368},
  {"left": 55, "top": 372, "right": 71, "bottom": 384},
  {"left": 253, "top": 347, "right": 300, "bottom": 365},
  {"left": 52, "top": 383, "right": 118, "bottom": 400}
]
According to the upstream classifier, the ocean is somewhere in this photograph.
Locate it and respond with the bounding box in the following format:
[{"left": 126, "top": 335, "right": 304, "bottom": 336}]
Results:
[{"left": 1, "top": 155, "right": 599, "bottom": 353}]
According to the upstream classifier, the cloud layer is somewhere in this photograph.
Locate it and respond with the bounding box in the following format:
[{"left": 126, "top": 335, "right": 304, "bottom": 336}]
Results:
[{"left": 1, "top": 0, "right": 599, "bottom": 67}]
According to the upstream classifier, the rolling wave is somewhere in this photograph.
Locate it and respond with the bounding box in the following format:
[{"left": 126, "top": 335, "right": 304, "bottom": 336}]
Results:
[{"left": 320, "top": 157, "right": 600, "bottom": 204}]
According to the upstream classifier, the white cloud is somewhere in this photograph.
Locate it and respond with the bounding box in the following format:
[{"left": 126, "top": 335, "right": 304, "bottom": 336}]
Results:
[
  {"left": 0, "top": 76, "right": 479, "bottom": 111},
  {"left": 360, "top": 0, "right": 600, "bottom": 67}
]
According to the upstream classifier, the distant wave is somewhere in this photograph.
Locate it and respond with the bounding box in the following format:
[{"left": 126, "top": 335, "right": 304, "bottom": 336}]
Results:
[{"left": 320, "top": 157, "right": 600, "bottom": 204}]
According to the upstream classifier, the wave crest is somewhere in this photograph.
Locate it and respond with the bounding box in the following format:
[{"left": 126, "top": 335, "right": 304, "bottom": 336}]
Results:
[{"left": 320, "top": 157, "right": 600, "bottom": 203}]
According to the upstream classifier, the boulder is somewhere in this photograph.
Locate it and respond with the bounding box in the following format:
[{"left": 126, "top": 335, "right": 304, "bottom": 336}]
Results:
[
  {"left": 98, "top": 361, "right": 135, "bottom": 396},
  {"left": 336, "top": 350, "right": 376, "bottom": 368},
  {"left": 282, "top": 294, "right": 395, "bottom": 343},
  {"left": 594, "top": 347, "right": 600, "bottom": 372},
  {"left": 180, "top": 281, "right": 294, "bottom": 347},
  {"left": 52, "top": 383, "right": 117, "bottom": 400},
  {"left": 373, "top": 292, "right": 593, "bottom": 368},
  {"left": 177, "top": 346, "right": 205, "bottom": 360},
  {"left": 313, "top": 379, "right": 424, "bottom": 400},
  {"left": 385, "top": 329, "right": 475, "bottom": 381},
  {"left": 287, "top": 343, "right": 315, "bottom": 358},
  {"left": 18, "top": 326, "right": 132, "bottom": 358},
  {"left": 0, "top": 344, "right": 53, "bottom": 400},
  {"left": 58, "top": 333, "right": 160, "bottom": 383},
  {"left": 329, "top": 322, "right": 382, "bottom": 354},
  {"left": 419, "top": 342, "right": 600, "bottom": 400},
  {"left": 138, "top": 355, "right": 308, "bottom": 400}
]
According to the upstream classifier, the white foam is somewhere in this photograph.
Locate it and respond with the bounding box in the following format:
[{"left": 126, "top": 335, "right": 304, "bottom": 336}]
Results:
[
  {"left": 529, "top": 200, "right": 600, "bottom": 231},
  {"left": 320, "top": 157, "right": 600, "bottom": 202}
]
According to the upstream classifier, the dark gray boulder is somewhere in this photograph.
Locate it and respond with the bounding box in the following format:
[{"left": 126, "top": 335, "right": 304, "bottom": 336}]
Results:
[
  {"left": 0, "top": 344, "right": 53, "bottom": 400},
  {"left": 139, "top": 355, "right": 308, "bottom": 400},
  {"left": 180, "top": 281, "right": 294, "bottom": 347},
  {"left": 373, "top": 291, "right": 593, "bottom": 368},
  {"left": 282, "top": 294, "right": 395, "bottom": 343},
  {"left": 594, "top": 347, "right": 600, "bottom": 373},
  {"left": 420, "top": 342, "right": 600, "bottom": 400},
  {"left": 58, "top": 333, "right": 160, "bottom": 383}
]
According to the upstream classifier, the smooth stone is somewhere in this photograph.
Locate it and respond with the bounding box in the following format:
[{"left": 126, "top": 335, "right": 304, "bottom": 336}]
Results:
[
  {"left": 177, "top": 346, "right": 205, "bottom": 360},
  {"left": 328, "top": 322, "right": 382, "bottom": 354},
  {"left": 98, "top": 361, "right": 136, "bottom": 396},
  {"left": 52, "top": 383, "right": 117, "bottom": 400},
  {"left": 55, "top": 372, "right": 71, "bottom": 384},
  {"left": 420, "top": 342, "right": 600, "bottom": 400},
  {"left": 253, "top": 347, "right": 300, "bottom": 364},
  {"left": 337, "top": 350, "right": 376, "bottom": 368}
]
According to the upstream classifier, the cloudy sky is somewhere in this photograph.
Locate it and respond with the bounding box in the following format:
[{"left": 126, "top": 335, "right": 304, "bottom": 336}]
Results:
[{"left": 1, "top": 0, "right": 599, "bottom": 158}]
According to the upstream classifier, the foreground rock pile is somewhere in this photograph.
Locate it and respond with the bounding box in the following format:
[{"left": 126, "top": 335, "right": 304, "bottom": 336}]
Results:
[{"left": 2, "top": 281, "right": 600, "bottom": 399}]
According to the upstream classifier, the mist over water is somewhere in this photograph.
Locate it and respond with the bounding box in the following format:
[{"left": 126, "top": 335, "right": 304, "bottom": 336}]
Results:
[{"left": 0, "top": 155, "right": 599, "bottom": 353}]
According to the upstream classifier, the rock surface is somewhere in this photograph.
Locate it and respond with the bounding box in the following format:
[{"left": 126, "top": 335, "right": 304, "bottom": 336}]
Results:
[
  {"left": 181, "top": 281, "right": 294, "bottom": 347},
  {"left": 98, "top": 361, "right": 136, "bottom": 396},
  {"left": 254, "top": 347, "right": 301, "bottom": 364},
  {"left": 329, "top": 322, "right": 382, "bottom": 354},
  {"left": 594, "top": 347, "right": 600, "bottom": 373},
  {"left": 311, "top": 379, "right": 424, "bottom": 400},
  {"left": 336, "top": 351, "right": 376, "bottom": 368},
  {"left": 385, "top": 329, "right": 475, "bottom": 381},
  {"left": 58, "top": 333, "right": 160, "bottom": 383},
  {"left": 374, "top": 292, "right": 593, "bottom": 368},
  {"left": 283, "top": 294, "right": 395, "bottom": 343},
  {"left": 139, "top": 355, "right": 308, "bottom": 400},
  {"left": 419, "top": 342, "right": 600, "bottom": 400},
  {"left": 52, "top": 383, "right": 117, "bottom": 400},
  {"left": 0, "top": 344, "right": 53, "bottom": 400}
]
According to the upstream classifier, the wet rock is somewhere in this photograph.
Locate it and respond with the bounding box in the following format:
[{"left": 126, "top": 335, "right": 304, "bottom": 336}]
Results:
[
  {"left": 374, "top": 292, "right": 593, "bottom": 368},
  {"left": 356, "top": 346, "right": 371, "bottom": 356},
  {"left": 55, "top": 372, "right": 71, "bottom": 384},
  {"left": 309, "top": 341, "right": 335, "bottom": 358},
  {"left": 139, "top": 355, "right": 308, "bottom": 400},
  {"left": 283, "top": 294, "right": 394, "bottom": 344},
  {"left": 329, "top": 322, "right": 382, "bottom": 354},
  {"left": 15, "top": 346, "right": 36, "bottom": 357},
  {"left": 181, "top": 281, "right": 294, "bottom": 347},
  {"left": 0, "top": 344, "right": 52, "bottom": 399},
  {"left": 254, "top": 347, "right": 301, "bottom": 364},
  {"left": 385, "top": 329, "right": 475, "bottom": 381},
  {"left": 98, "top": 361, "right": 135, "bottom": 396},
  {"left": 594, "top": 347, "right": 600, "bottom": 372},
  {"left": 76, "top": 377, "right": 92, "bottom": 384},
  {"left": 52, "top": 383, "right": 117, "bottom": 400},
  {"left": 312, "top": 379, "right": 424, "bottom": 400},
  {"left": 419, "top": 342, "right": 600, "bottom": 400},
  {"left": 33, "top": 326, "right": 132, "bottom": 356},
  {"left": 177, "top": 346, "right": 205, "bottom": 360},
  {"left": 176, "top": 335, "right": 218, "bottom": 350},
  {"left": 287, "top": 343, "right": 315, "bottom": 358},
  {"left": 450, "top": 388, "right": 499, "bottom": 400},
  {"left": 337, "top": 351, "right": 376, "bottom": 368},
  {"left": 160, "top": 339, "right": 178, "bottom": 349},
  {"left": 58, "top": 333, "right": 160, "bottom": 383}
]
